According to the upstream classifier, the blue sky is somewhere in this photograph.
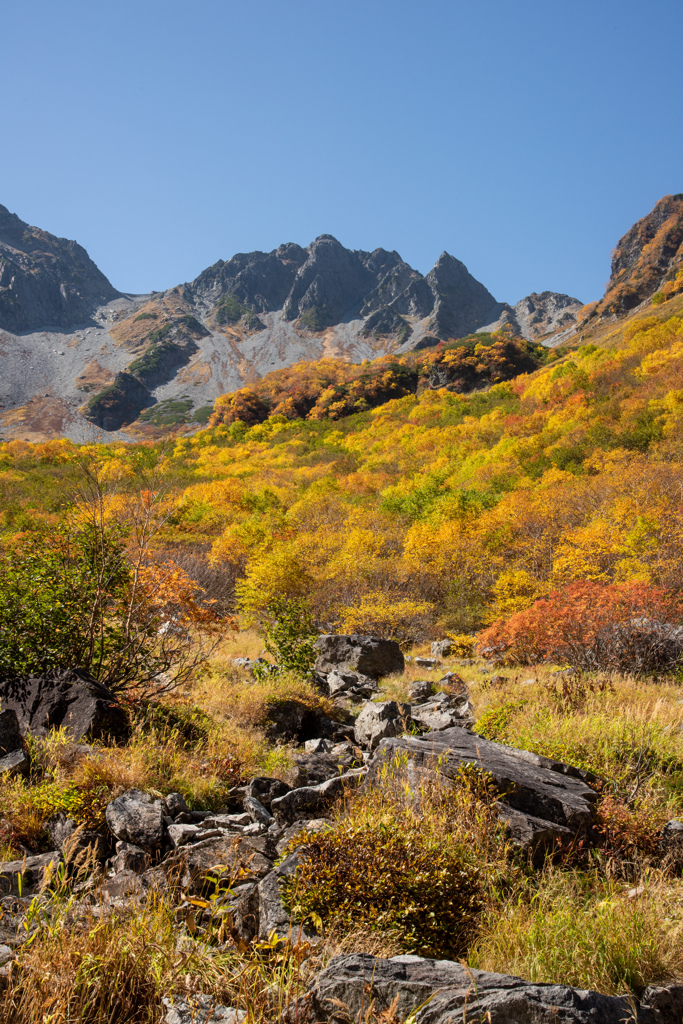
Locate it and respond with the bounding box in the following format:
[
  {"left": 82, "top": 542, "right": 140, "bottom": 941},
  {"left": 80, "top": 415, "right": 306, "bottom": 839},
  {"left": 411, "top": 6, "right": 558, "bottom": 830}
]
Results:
[{"left": 2, "top": 0, "right": 682, "bottom": 304}]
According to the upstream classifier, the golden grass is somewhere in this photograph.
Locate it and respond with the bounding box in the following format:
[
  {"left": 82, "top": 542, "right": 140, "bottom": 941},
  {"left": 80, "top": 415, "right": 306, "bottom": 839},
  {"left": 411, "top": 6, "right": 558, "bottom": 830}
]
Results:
[{"left": 470, "top": 868, "right": 683, "bottom": 996}]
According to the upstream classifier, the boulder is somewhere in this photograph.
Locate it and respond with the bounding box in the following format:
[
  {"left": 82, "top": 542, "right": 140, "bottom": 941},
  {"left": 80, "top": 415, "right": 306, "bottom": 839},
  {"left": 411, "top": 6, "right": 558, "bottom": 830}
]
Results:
[
  {"left": 0, "top": 669, "right": 127, "bottom": 741},
  {"left": 222, "top": 881, "right": 260, "bottom": 944},
  {"left": 258, "top": 849, "right": 318, "bottom": 943},
  {"left": 659, "top": 819, "right": 683, "bottom": 869},
  {"left": 407, "top": 680, "right": 434, "bottom": 704},
  {"left": 244, "top": 795, "right": 275, "bottom": 827},
  {"left": 289, "top": 953, "right": 683, "bottom": 1024},
  {"left": 410, "top": 692, "right": 474, "bottom": 732},
  {"left": 0, "top": 851, "right": 61, "bottom": 896},
  {"left": 169, "top": 834, "right": 273, "bottom": 894},
  {"left": 264, "top": 700, "right": 334, "bottom": 743},
  {"left": 245, "top": 777, "right": 290, "bottom": 810},
  {"left": 327, "top": 670, "right": 379, "bottom": 702},
  {"left": 290, "top": 747, "right": 364, "bottom": 787},
  {"left": 276, "top": 818, "right": 334, "bottom": 857},
  {"left": 0, "top": 749, "right": 30, "bottom": 776},
  {"left": 431, "top": 639, "right": 454, "bottom": 659},
  {"left": 110, "top": 841, "right": 149, "bottom": 874},
  {"left": 370, "top": 728, "right": 598, "bottom": 840},
  {"left": 105, "top": 789, "right": 165, "bottom": 850},
  {"left": 46, "top": 811, "right": 108, "bottom": 861},
  {"left": 167, "top": 824, "right": 202, "bottom": 848},
  {"left": 314, "top": 635, "right": 404, "bottom": 680},
  {"left": 163, "top": 994, "right": 246, "bottom": 1024},
  {"left": 164, "top": 792, "right": 189, "bottom": 818},
  {"left": 354, "top": 701, "right": 412, "bottom": 751},
  {"left": 495, "top": 803, "right": 575, "bottom": 865},
  {"left": 271, "top": 773, "right": 359, "bottom": 825},
  {"left": 414, "top": 657, "right": 437, "bottom": 669}
]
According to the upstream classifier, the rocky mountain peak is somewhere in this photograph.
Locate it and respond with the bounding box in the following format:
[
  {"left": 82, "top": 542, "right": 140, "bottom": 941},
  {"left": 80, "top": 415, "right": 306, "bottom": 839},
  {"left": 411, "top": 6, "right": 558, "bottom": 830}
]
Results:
[{"left": 0, "top": 204, "right": 119, "bottom": 332}]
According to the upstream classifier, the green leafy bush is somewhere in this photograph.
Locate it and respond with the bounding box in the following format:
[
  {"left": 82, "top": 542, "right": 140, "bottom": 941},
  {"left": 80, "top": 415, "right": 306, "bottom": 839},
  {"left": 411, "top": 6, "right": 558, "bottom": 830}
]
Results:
[{"left": 263, "top": 597, "right": 318, "bottom": 676}]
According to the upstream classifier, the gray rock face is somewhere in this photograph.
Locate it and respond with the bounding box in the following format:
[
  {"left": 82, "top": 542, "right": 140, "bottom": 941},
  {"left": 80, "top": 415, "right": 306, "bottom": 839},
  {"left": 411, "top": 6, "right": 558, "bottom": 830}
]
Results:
[
  {"left": 0, "top": 203, "right": 119, "bottom": 332},
  {"left": 478, "top": 291, "right": 583, "bottom": 341},
  {"left": 291, "top": 953, "right": 683, "bottom": 1024},
  {"left": 0, "top": 851, "right": 61, "bottom": 896},
  {"left": 354, "top": 701, "right": 412, "bottom": 751},
  {"left": 431, "top": 639, "right": 454, "bottom": 659},
  {"left": 315, "top": 635, "right": 404, "bottom": 679},
  {"left": 408, "top": 680, "right": 435, "bottom": 704},
  {"left": 245, "top": 777, "right": 290, "bottom": 810},
  {"left": 371, "top": 728, "right": 598, "bottom": 841},
  {"left": 271, "top": 773, "right": 359, "bottom": 825},
  {"left": 410, "top": 692, "right": 474, "bottom": 732},
  {"left": 163, "top": 994, "right": 246, "bottom": 1024},
  {"left": 258, "top": 848, "right": 318, "bottom": 943},
  {"left": 105, "top": 790, "right": 165, "bottom": 850},
  {"left": 110, "top": 841, "right": 149, "bottom": 874},
  {"left": 0, "top": 669, "right": 127, "bottom": 741}
]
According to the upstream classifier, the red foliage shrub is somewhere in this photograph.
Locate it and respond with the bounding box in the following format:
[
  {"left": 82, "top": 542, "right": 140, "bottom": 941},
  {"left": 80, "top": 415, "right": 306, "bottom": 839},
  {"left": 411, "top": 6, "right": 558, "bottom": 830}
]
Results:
[{"left": 478, "top": 581, "right": 683, "bottom": 672}]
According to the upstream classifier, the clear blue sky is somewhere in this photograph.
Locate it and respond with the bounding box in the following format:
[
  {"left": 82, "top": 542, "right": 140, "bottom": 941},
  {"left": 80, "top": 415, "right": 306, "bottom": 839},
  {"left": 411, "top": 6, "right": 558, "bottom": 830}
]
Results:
[{"left": 2, "top": 0, "right": 682, "bottom": 304}]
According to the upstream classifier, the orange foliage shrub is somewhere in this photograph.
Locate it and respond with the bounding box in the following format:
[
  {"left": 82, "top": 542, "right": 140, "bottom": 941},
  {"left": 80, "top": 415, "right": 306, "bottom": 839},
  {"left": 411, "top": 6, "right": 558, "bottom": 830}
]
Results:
[{"left": 478, "top": 581, "right": 683, "bottom": 672}]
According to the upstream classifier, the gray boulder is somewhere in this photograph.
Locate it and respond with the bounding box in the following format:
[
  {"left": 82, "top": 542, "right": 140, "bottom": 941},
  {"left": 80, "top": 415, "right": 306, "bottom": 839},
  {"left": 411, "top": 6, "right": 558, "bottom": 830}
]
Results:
[
  {"left": 289, "top": 953, "right": 683, "bottom": 1024},
  {"left": 314, "top": 635, "right": 404, "bottom": 679},
  {"left": 414, "top": 656, "right": 437, "bottom": 669},
  {"left": 276, "top": 818, "right": 334, "bottom": 857},
  {"left": 0, "top": 851, "right": 61, "bottom": 896},
  {"left": 47, "top": 811, "right": 108, "bottom": 861},
  {"left": 354, "top": 701, "right": 412, "bottom": 751},
  {"left": 163, "top": 994, "right": 245, "bottom": 1024},
  {"left": 169, "top": 834, "right": 274, "bottom": 894},
  {"left": 370, "top": 728, "right": 598, "bottom": 846},
  {"left": 290, "top": 747, "right": 364, "bottom": 787},
  {"left": 110, "top": 841, "right": 149, "bottom": 874},
  {"left": 0, "top": 749, "right": 30, "bottom": 776},
  {"left": 244, "top": 795, "right": 275, "bottom": 827},
  {"left": 410, "top": 692, "right": 474, "bottom": 732},
  {"left": 105, "top": 789, "right": 165, "bottom": 850},
  {"left": 245, "top": 777, "right": 290, "bottom": 810},
  {"left": 164, "top": 792, "right": 189, "bottom": 818},
  {"left": 327, "top": 670, "right": 379, "bottom": 702},
  {"left": 258, "top": 848, "right": 318, "bottom": 943},
  {"left": 431, "top": 639, "right": 454, "bottom": 659},
  {"left": 271, "top": 773, "right": 360, "bottom": 825},
  {"left": 0, "top": 669, "right": 127, "bottom": 741},
  {"left": 407, "top": 680, "right": 434, "bottom": 704},
  {"left": 0, "top": 709, "right": 23, "bottom": 757}
]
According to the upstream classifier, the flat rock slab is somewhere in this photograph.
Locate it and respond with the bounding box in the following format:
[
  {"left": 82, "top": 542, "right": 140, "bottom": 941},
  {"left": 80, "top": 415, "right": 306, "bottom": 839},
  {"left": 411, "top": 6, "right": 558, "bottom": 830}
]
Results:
[
  {"left": 292, "top": 953, "right": 683, "bottom": 1024},
  {"left": 372, "top": 728, "right": 598, "bottom": 832}
]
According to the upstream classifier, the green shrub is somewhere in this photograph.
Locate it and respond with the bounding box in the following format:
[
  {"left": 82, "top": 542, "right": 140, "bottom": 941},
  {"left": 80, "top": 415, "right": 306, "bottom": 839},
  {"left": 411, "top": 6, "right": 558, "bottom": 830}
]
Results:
[{"left": 262, "top": 597, "right": 318, "bottom": 676}]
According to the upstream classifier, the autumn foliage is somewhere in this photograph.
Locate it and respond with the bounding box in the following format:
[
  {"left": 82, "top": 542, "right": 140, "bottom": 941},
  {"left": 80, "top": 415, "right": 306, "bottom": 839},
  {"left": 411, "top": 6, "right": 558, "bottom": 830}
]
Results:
[{"left": 478, "top": 581, "right": 683, "bottom": 672}]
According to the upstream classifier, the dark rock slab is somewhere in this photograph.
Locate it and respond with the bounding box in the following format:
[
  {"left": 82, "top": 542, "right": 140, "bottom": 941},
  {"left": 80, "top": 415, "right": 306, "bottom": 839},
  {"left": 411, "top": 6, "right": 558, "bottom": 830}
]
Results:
[
  {"left": 258, "top": 848, "right": 318, "bottom": 943},
  {"left": 290, "top": 953, "right": 683, "bottom": 1024},
  {"left": 0, "top": 851, "right": 61, "bottom": 896},
  {"left": 371, "top": 728, "right": 598, "bottom": 833},
  {"left": 0, "top": 669, "right": 127, "bottom": 741},
  {"left": 314, "top": 635, "right": 404, "bottom": 680},
  {"left": 271, "top": 773, "right": 361, "bottom": 825}
]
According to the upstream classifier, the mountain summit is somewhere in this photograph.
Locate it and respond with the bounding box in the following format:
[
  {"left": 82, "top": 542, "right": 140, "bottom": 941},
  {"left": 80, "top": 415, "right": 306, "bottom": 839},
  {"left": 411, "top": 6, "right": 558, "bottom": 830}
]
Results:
[{"left": 0, "top": 204, "right": 119, "bottom": 332}]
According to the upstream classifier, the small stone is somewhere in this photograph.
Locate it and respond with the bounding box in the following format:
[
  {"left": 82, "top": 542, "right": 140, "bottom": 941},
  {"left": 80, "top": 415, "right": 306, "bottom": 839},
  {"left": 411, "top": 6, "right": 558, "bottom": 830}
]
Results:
[
  {"left": 304, "top": 738, "right": 331, "bottom": 753},
  {"left": 414, "top": 657, "right": 437, "bottom": 669},
  {"left": 105, "top": 790, "right": 165, "bottom": 850},
  {"left": 167, "top": 823, "right": 200, "bottom": 848}
]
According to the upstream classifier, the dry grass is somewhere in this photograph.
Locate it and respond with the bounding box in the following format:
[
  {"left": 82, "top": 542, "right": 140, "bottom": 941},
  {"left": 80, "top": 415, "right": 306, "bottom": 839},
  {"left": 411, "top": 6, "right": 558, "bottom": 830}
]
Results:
[{"left": 470, "top": 868, "right": 683, "bottom": 996}]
